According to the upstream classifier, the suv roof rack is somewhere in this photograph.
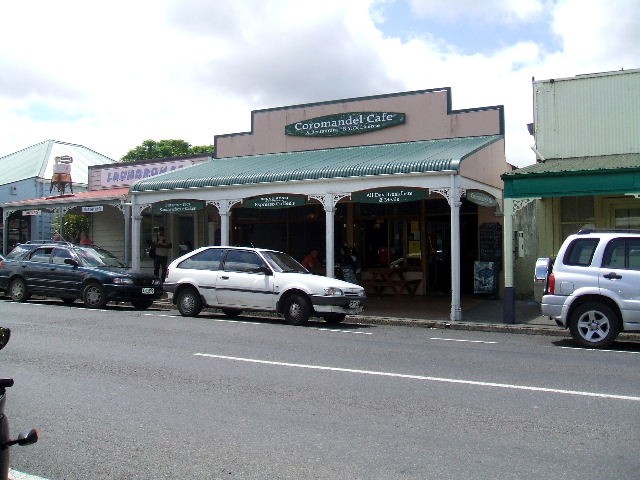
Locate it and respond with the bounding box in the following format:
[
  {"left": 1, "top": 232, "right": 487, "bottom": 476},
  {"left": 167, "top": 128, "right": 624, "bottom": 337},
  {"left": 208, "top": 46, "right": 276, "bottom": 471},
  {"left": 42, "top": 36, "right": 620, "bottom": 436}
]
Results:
[
  {"left": 577, "top": 228, "right": 640, "bottom": 234},
  {"left": 24, "top": 240, "right": 74, "bottom": 246}
]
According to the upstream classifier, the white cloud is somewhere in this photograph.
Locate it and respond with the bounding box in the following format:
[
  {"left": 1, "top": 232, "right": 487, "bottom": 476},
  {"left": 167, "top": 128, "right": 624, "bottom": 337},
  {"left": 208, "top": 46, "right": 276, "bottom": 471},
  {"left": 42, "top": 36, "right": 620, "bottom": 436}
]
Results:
[{"left": 0, "top": 0, "right": 638, "bottom": 167}]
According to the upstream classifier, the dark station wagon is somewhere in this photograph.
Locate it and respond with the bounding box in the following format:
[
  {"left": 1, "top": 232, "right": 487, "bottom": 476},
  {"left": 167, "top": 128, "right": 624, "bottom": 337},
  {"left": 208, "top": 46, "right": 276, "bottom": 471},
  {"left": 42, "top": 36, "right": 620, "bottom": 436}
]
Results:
[{"left": 0, "top": 241, "right": 163, "bottom": 309}]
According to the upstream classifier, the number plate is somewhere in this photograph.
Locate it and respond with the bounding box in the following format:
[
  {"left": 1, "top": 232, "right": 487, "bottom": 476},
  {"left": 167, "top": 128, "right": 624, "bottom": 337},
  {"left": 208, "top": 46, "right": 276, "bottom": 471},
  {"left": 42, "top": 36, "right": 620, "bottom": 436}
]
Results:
[
  {"left": 141, "top": 288, "right": 155, "bottom": 295},
  {"left": 348, "top": 300, "right": 360, "bottom": 309}
]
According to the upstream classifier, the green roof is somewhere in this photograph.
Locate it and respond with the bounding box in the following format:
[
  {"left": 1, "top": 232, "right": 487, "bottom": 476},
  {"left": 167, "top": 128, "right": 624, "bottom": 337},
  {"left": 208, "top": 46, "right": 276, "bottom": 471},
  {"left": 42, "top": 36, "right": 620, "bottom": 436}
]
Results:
[
  {"left": 131, "top": 135, "right": 502, "bottom": 192},
  {"left": 503, "top": 153, "right": 640, "bottom": 198},
  {"left": 0, "top": 140, "right": 114, "bottom": 186}
]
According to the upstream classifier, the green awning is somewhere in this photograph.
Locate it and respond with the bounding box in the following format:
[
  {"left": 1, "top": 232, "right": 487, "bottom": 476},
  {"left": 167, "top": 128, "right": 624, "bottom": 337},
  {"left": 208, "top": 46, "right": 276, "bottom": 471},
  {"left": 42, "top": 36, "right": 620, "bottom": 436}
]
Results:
[
  {"left": 502, "top": 153, "right": 640, "bottom": 198},
  {"left": 131, "top": 135, "right": 502, "bottom": 192}
]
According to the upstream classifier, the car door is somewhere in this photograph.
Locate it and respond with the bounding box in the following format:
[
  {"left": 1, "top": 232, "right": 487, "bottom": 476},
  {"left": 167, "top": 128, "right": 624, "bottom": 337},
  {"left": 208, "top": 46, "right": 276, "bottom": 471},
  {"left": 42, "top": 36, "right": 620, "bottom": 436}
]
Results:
[
  {"left": 599, "top": 237, "right": 640, "bottom": 322},
  {"left": 216, "top": 250, "right": 274, "bottom": 309},
  {"left": 172, "top": 247, "right": 224, "bottom": 307},
  {"left": 22, "top": 247, "right": 55, "bottom": 292},
  {"left": 50, "top": 247, "right": 84, "bottom": 297}
]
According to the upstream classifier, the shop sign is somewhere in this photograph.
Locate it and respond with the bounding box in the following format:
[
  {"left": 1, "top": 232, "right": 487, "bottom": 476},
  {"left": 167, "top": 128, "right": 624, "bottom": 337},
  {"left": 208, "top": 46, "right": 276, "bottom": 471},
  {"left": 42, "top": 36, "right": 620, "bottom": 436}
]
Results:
[
  {"left": 100, "top": 159, "right": 196, "bottom": 188},
  {"left": 82, "top": 206, "right": 104, "bottom": 213},
  {"left": 244, "top": 195, "right": 307, "bottom": 209},
  {"left": 285, "top": 112, "right": 405, "bottom": 137},
  {"left": 22, "top": 210, "right": 42, "bottom": 216},
  {"left": 353, "top": 189, "right": 426, "bottom": 204},
  {"left": 466, "top": 190, "right": 497, "bottom": 207},
  {"left": 152, "top": 200, "right": 205, "bottom": 214}
]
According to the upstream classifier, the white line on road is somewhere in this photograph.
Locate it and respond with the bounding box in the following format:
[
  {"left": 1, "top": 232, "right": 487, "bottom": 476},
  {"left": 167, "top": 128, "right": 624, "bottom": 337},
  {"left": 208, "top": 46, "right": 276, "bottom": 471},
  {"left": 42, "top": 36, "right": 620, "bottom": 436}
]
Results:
[
  {"left": 560, "top": 346, "right": 640, "bottom": 355},
  {"left": 430, "top": 337, "right": 497, "bottom": 344},
  {"left": 194, "top": 353, "right": 640, "bottom": 402},
  {"left": 9, "top": 469, "right": 50, "bottom": 480},
  {"left": 146, "top": 313, "right": 372, "bottom": 334}
]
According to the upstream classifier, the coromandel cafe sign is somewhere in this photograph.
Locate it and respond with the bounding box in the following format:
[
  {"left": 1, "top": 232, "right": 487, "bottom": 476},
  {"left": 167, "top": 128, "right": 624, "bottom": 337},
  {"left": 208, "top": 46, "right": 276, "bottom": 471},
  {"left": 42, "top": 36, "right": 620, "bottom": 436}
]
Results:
[{"left": 285, "top": 112, "right": 405, "bottom": 137}]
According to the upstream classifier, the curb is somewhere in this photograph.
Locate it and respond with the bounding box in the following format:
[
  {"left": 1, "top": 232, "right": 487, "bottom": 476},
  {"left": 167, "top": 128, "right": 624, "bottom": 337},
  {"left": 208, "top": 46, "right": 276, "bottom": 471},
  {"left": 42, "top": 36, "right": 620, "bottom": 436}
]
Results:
[{"left": 152, "top": 300, "right": 640, "bottom": 342}]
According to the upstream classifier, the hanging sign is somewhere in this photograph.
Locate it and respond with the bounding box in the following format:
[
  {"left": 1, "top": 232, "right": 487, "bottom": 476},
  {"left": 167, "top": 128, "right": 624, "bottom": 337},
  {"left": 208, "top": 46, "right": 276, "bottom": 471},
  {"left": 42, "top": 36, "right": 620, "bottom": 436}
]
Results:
[
  {"left": 152, "top": 200, "right": 205, "bottom": 214},
  {"left": 22, "top": 210, "right": 42, "bottom": 216},
  {"left": 244, "top": 195, "right": 307, "bottom": 209},
  {"left": 285, "top": 112, "right": 405, "bottom": 137},
  {"left": 353, "top": 189, "right": 426, "bottom": 204},
  {"left": 82, "top": 206, "right": 104, "bottom": 213},
  {"left": 467, "top": 190, "right": 497, "bottom": 207}
]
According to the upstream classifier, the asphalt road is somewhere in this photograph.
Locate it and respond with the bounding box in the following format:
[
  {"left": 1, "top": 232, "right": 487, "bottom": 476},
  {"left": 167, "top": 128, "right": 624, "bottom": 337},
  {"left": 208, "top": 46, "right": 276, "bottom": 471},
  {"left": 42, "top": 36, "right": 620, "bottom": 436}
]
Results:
[{"left": 1, "top": 299, "right": 639, "bottom": 480}]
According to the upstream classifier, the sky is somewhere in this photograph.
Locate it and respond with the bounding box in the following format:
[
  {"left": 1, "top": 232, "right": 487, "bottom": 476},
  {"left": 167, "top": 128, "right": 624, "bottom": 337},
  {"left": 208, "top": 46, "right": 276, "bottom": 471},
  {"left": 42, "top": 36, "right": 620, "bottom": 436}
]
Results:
[{"left": 1, "top": 0, "right": 639, "bottom": 167}]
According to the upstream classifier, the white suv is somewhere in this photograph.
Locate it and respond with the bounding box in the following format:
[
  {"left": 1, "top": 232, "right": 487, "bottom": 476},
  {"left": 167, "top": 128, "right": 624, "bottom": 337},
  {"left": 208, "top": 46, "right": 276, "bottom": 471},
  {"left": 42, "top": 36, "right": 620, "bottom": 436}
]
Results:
[
  {"left": 164, "top": 246, "right": 366, "bottom": 325},
  {"left": 538, "top": 230, "right": 640, "bottom": 347}
]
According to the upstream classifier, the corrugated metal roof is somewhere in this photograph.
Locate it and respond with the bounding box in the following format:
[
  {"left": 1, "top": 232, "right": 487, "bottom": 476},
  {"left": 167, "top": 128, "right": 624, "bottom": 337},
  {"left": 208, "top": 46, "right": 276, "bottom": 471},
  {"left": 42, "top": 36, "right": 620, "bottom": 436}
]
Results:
[
  {"left": 503, "top": 153, "right": 640, "bottom": 177},
  {"left": 131, "top": 135, "right": 501, "bottom": 192},
  {"left": 1, "top": 188, "right": 130, "bottom": 209},
  {"left": 502, "top": 153, "right": 640, "bottom": 198},
  {"left": 0, "top": 140, "right": 114, "bottom": 186}
]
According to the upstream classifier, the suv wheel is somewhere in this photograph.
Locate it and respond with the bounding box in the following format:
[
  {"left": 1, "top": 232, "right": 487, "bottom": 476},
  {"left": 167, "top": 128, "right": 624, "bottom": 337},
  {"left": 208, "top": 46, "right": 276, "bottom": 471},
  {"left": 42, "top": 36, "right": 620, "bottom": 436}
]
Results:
[
  {"left": 83, "top": 282, "right": 107, "bottom": 308},
  {"left": 283, "top": 294, "right": 311, "bottom": 326},
  {"left": 569, "top": 302, "right": 620, "bottom": 348},
  {"left": 9, "top": 278, "right": 29, "bottom": 302},
  {"left": 176, "top": 287, "right": 202, "bottom": 317}
]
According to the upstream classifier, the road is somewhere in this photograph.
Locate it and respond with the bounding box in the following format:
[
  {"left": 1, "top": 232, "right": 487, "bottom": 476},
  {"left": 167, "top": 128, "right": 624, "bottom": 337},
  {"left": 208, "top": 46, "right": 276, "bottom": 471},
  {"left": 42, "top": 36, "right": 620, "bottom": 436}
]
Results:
[{"left": 1, "top": 299, "right": 639, "bottom": 480}]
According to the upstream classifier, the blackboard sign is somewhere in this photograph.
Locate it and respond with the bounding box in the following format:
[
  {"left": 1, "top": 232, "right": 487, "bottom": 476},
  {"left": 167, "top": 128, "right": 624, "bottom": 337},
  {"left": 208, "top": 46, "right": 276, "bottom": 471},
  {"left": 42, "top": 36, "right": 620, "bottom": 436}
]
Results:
[{"left": 479, "top": 222, "right": 502, "bottom": 265}]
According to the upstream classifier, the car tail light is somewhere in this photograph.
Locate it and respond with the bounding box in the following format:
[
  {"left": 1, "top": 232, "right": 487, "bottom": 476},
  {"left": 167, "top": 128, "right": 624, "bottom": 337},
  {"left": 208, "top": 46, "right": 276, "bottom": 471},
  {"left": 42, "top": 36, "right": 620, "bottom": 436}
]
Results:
[{"left": 548, "top": 273, "right": 555, "bottom": 295}]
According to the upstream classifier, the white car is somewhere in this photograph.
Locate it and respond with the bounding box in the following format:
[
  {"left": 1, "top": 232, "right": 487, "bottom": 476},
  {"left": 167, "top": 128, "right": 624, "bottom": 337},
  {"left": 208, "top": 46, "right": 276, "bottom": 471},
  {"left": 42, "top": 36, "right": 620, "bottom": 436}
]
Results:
[{"left": 164, "top": 246, "right": 367, "bottom": 325}]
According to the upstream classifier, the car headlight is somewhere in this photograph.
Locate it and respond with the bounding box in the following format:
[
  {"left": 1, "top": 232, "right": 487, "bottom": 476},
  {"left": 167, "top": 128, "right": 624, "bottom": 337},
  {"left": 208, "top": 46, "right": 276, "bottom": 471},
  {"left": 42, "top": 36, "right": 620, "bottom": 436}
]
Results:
[
  {"left": 323, "top": 287, "right": 344, "bottom": 296},
  {"left": 113, "top": 277, "right": 134, "bottom": 285},
  {"left": 152, "top": 279, "right": 162, "bottom": 286}
]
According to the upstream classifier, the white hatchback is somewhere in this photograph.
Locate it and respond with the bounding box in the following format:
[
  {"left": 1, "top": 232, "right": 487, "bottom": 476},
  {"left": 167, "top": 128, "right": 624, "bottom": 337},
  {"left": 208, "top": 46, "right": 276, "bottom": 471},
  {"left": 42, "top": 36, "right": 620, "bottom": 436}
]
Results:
[{"left": 164, "top": 246, "right": 367, "bottom": 325}]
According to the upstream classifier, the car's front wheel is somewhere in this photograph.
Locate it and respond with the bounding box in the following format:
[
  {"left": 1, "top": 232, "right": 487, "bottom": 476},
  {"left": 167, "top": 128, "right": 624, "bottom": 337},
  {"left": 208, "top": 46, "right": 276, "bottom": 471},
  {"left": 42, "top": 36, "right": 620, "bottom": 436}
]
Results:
[
  {"left": 9, "top": 277, "right": 29, "bottom": 302},
  {"left": 82, "top": 282, "right": 107, "bottom": 308},
  {"left": 176, "top": 287, "right": 202, "bottom": 317},
  {"left": 569, "top": 301, "right": 620, "bottom": 348},
  {"left": 283, "top": 294, "right": 311, "bottom": 326}
]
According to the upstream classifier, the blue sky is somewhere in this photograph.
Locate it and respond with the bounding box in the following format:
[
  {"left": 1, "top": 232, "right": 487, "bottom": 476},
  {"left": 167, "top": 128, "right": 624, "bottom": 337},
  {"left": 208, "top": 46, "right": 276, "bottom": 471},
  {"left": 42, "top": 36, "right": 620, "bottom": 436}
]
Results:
[
  {"left": 0, "top": 0, "right": 638, "bottom": 167},
  {"left": 377, "top": 1, "right": 561, "bottom": 55}
]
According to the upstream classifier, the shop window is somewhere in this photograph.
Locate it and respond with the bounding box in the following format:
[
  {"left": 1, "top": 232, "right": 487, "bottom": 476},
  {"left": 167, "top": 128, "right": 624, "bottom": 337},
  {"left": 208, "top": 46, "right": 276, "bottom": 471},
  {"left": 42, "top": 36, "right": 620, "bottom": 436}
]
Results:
[
  {"left": 560, "top": 196, "right": 594, "bottom": 239},
  {"left": 614, "top": 208, "right": 640, "bottom": 229}
]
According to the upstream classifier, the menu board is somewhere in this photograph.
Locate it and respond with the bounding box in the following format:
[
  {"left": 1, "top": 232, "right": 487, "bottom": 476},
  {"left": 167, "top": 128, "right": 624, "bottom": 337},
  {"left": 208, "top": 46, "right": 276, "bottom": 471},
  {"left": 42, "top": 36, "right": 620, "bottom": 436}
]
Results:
[{"left": 479, "top": 222, "right": 502, "bottom": 265}]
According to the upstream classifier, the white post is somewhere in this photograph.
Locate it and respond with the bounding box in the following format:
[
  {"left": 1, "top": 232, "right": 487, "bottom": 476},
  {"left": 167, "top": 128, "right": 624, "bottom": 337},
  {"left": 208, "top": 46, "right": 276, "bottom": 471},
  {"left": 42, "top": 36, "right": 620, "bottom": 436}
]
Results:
[
  {"left": 449, "top": 175, "right": 462, "bottom": 321},
  {"left": 502, "top": 198, "right": 515, "bottom": 323},
  {"left": 131, "top": 197, "right": 142, "bottom": 271}
]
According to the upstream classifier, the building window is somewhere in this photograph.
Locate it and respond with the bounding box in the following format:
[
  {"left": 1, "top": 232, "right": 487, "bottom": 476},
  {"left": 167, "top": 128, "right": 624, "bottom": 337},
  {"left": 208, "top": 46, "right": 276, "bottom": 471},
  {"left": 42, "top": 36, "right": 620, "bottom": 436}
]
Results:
[
  {"left": 560, "top": 196, "right": 594, "bottom": 239},
  {"left": 614, "top": 208, "right": 640, "bottom": 229}
]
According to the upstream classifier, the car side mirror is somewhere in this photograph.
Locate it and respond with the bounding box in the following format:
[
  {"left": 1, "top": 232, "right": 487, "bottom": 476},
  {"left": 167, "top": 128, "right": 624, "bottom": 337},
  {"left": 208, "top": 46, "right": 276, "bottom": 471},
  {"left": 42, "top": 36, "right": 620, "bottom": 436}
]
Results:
[
  {"left": 0, "top": 327, "right": 10, "bottom": 351},
  {"left": 64, "top": 258, "right": 79, "bottom": 267},
  {"left": 258, "top": 266, "right": 273, "bottom": 276}
]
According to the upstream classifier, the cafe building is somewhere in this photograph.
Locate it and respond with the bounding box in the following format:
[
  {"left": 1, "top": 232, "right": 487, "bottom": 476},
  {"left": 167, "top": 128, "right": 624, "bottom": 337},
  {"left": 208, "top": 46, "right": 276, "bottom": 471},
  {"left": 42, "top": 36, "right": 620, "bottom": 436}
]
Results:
[{"left": 130, "top": 87, "right": 509, "bottom": 321}]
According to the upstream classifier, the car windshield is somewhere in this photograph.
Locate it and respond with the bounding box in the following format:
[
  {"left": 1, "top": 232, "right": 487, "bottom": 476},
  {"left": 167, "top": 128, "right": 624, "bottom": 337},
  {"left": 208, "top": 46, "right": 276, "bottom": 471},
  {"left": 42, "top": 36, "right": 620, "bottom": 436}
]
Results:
[
  {"left": 73, "top": 246, "right": 126, "bottom": 268},
  {"left": 261, "top": 250, "right": 308, "bottom": 273}
]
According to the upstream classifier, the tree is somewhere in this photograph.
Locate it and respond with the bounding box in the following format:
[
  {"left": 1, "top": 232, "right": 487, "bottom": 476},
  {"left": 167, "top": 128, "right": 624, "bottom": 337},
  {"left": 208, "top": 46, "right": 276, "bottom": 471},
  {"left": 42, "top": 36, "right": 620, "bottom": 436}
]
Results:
[{"left": 120, "top": 139, "right": 215, "bottom": 162}]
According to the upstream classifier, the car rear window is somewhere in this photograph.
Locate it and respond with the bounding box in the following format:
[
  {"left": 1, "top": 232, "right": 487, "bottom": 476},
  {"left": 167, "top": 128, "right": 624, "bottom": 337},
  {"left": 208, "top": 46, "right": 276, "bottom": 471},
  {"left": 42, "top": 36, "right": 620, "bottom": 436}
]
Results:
[
  {"left": 5, "top": 244, "right": 36, "bottom": 260},
  {"left": 178, "top": 248, "right": 225, "bottom": 270},
  {"left": 563, "top": 238, "right": 599, "bottom": 266}
]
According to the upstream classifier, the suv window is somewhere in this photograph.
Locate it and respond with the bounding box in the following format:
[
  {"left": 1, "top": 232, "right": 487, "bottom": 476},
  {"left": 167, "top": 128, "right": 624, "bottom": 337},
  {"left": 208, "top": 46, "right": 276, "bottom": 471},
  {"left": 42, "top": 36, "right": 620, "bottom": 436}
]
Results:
[
  {"left": 52, "top": 247, "right": 73, "bottom": 265},
  {"left": 178, "top": 248, "right": 225, "bottom": 270},
  {"left": 29, "top": 247, "right": 54, "bottom": 263},
  {"left": 563, "top": 238, "right": 598, "bottom": 266},
  {"left": 223, "top": 250, "right": 264, "bottom": 273},
  {"left": 5, "top": 244, "right": 35, "bottom": 259},
  {"left": 602, "top": 238, "right": 640, "bottom": 270}
]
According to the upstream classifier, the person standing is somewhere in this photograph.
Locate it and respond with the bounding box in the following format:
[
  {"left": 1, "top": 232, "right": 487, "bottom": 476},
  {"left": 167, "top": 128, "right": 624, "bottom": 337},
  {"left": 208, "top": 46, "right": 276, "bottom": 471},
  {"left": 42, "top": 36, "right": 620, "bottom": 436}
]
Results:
[{"left": 153, "top": 227, "right": 172, "bottom": 281}]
